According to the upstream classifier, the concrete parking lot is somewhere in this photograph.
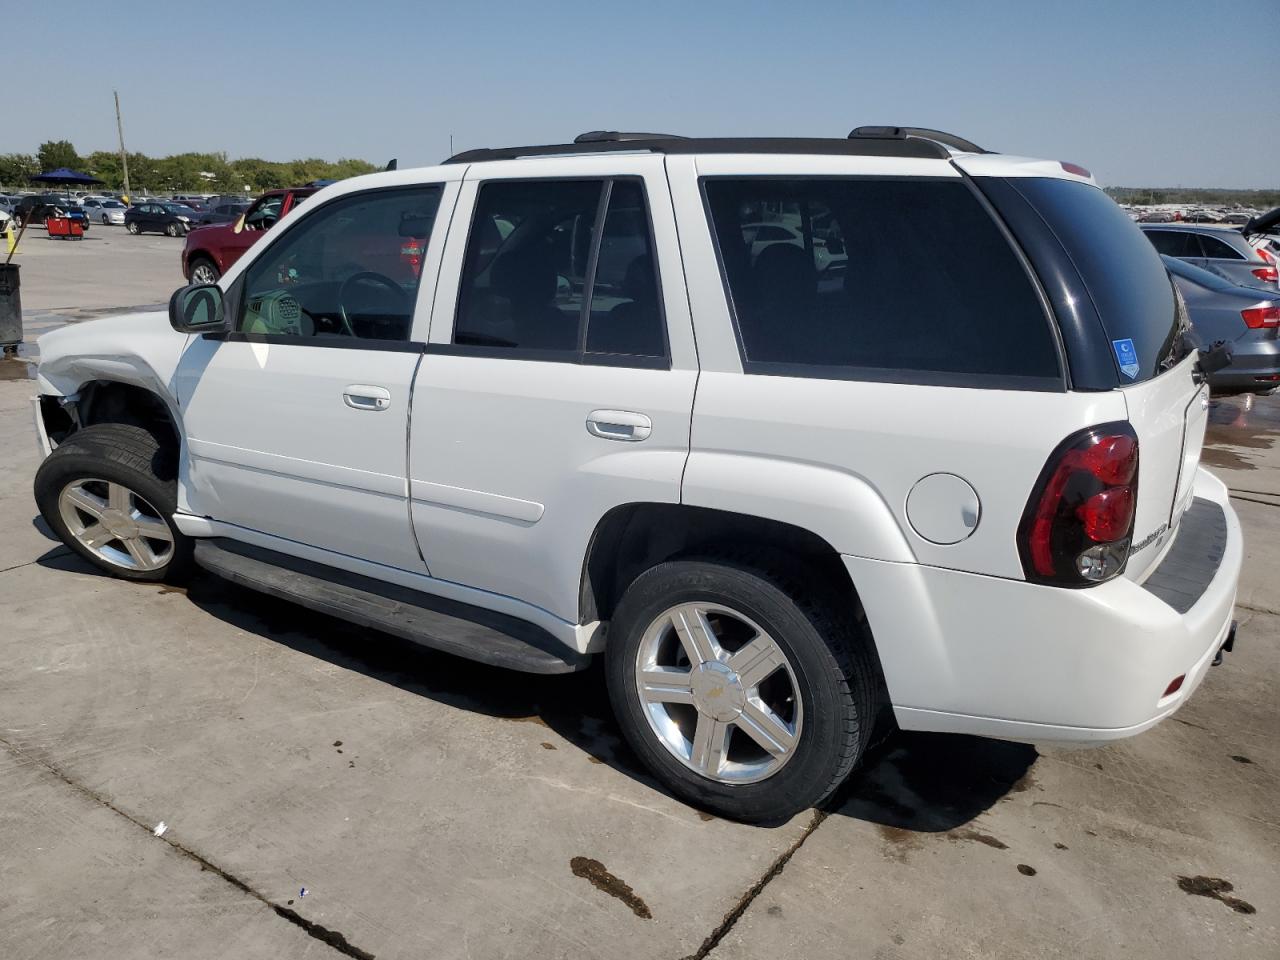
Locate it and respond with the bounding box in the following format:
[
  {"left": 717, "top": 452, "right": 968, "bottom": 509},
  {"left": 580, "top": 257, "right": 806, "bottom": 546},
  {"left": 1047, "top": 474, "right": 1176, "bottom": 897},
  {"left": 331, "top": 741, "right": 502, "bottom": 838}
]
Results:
[{"left": 0, "top": 236, "right": 1276, "bottom": 959}]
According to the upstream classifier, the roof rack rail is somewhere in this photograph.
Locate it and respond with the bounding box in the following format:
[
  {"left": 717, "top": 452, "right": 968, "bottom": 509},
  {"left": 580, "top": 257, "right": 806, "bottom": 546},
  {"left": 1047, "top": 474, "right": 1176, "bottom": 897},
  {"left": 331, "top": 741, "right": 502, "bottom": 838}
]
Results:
[
  {"left": 573, "top": 130, "right": 689, "bottom": 143},
  {"left": 443, "top": 135, "right": 951, "bottom": 165},
  {"left": 848, "top": 126, "right": 990, "bottom": 155}
]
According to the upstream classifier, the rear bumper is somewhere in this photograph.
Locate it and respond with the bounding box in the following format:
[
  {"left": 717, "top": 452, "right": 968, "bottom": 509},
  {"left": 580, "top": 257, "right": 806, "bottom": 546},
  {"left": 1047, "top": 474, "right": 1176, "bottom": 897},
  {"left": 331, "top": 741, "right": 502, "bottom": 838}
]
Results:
[
  {"left": 1210, "top": 338, "right": 1280, "bottom": 391},
  {"left": 847, "top": 467, "right": 1242, "bottom": 744}
]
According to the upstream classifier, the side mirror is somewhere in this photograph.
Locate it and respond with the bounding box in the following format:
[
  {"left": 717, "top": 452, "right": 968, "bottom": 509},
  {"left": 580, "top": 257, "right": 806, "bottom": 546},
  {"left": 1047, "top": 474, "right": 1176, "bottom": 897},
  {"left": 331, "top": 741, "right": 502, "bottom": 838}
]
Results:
[{"left": 169, "top": 283, "right": 227, "bottom": 334}]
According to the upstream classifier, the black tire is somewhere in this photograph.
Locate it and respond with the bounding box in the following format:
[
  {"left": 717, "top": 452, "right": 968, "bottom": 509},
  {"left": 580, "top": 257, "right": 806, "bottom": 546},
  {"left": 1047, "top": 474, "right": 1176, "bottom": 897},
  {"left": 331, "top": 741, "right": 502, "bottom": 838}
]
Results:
[
  {"left": 126, "top": 220, "right": 140, "bottom": 235},
  {"left": 165, "top": 222, "right": 180, "bottom": 237},
  {"left": 605, "top": 558, "right": 879, "bottom": 823},
  {"left": 188, "top": 256, "right": 221, "bottom": 284},
  {"left": 101, "top": 213, "right": 109, "bottom": 224},
  {"left": 34, "top": 422, "right": 193, "bottom": 583}
]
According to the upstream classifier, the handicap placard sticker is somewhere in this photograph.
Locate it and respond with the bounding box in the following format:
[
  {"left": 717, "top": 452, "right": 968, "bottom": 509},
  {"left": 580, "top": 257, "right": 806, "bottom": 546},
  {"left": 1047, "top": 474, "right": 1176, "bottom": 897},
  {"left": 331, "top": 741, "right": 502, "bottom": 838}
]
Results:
[{"left": 1112, "top": 338, "right": 1139, "bottom": 380}]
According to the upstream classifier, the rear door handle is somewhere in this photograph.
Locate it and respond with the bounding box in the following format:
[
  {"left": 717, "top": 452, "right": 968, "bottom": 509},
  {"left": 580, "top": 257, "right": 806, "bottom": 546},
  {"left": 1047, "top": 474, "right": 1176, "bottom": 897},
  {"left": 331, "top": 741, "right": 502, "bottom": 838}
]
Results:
[
  {"left": 586, "top": 409, "right": 652, "bottom": 442},
  {"left": 343, "top": 385, "right": 392, "bottom": 411}
]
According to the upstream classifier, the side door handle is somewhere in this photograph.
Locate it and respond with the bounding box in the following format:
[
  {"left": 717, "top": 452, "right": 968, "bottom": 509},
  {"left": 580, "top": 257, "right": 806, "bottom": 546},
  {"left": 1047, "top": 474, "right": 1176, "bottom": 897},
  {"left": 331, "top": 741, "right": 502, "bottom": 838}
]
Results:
[
  {"left": 586, "top": 409, "right": 652, "bottom": 442},
  {"left": 343, "top": 385, "right": 392, "bottom": 411}
]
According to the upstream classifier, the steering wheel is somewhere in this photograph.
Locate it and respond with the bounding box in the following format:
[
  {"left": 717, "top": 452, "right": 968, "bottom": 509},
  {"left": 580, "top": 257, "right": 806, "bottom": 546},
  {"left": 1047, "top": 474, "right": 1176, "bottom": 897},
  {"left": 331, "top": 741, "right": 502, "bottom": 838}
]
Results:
[{"left": 337, "top": 271, "right": 409, "bottom": 338}]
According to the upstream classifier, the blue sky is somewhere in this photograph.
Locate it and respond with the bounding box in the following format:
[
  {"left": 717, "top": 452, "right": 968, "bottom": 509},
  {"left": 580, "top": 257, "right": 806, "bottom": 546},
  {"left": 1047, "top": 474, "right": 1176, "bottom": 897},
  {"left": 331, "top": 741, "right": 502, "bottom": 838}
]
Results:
[{"left": 9, "top": 0, "right": 1277, "bottom": 187}]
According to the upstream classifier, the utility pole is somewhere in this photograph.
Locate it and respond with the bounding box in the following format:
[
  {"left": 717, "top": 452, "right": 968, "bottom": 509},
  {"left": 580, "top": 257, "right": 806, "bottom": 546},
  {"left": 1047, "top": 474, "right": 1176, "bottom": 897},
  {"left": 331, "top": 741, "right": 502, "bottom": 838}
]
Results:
[{"left": 114, "top": 90, "right": 131, "bottom": 196}]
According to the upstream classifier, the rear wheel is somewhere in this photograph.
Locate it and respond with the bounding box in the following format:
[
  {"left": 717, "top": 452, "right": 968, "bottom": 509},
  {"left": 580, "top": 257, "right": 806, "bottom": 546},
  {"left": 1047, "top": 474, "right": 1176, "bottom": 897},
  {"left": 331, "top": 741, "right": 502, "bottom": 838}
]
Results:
[
  {"left": 126, "top": 220, "right": 140, "bottom": 235},
  {"left": 34, "top": 423, "right": 192, "bottom": 583},
  {"left": 188, "top": 256, "right": 220, "bottom": 285},
  {"left": 605, "top": 558, "right": 878, "bottom": 823}
]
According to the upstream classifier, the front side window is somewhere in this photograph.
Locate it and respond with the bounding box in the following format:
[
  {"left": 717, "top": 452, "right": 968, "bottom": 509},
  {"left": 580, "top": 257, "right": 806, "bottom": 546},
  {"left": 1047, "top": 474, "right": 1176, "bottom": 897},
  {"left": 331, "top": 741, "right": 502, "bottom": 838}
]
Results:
[
  {"left": 238, "top": 186, "right": 441, "bottom": 342},
  {"left": 703, "top": 177, "right": 1059, "bottom": 385},
  {"left": 453, "top": 178, "right": 665, "bottom": 362},
  {"left": 245, "top": 195, "right": 284, "bottom": 231}
]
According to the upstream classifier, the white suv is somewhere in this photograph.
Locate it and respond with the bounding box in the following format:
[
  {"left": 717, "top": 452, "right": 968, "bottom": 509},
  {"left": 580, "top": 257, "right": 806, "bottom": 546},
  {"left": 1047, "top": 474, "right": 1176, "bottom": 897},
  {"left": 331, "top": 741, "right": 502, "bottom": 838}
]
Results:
[{"left": 31, "top": 128, "right": 1243, "bottom": 822}]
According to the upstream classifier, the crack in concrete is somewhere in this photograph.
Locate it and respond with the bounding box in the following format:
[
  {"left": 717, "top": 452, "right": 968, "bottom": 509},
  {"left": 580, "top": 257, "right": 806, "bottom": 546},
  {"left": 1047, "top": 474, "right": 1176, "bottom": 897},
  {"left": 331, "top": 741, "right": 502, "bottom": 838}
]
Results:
[
  {"left": 0, "top": 734, "right": 375, "bottom": 960},
  {"left": 680, "top": 810, "right": 827, "bottom": 960},
  {"left": 0, "top": 548, "right": 70, "bottom": 576}
]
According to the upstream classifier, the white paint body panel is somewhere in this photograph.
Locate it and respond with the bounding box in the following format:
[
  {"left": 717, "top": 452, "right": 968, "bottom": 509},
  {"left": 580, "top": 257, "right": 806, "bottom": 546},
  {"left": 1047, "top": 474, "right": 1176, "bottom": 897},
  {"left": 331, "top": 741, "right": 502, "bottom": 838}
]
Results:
[
  {"left": 174, "top": 335, "right": 424, "bottom": 570},
  {"left": 869, "top": 468, "right": 1239, "bottom": 742}
]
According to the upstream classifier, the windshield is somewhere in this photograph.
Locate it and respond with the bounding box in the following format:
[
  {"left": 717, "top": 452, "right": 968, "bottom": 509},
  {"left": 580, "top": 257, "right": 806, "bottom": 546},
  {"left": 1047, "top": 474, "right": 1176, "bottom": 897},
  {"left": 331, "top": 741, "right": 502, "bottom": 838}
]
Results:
[
  {"left": 103, "top": 200, "right": 125, "bottom": 209},
  {"left": 164, "top": 204, "right": 197, "bottom": 215}
]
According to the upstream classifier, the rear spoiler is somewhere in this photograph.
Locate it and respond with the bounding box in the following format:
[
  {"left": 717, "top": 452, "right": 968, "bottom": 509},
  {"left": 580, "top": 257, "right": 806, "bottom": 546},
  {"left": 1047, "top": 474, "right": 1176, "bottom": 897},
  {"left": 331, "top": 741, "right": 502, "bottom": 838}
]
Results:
[{"left": 1242, "top": 205, "right": 1279, "bottom": 238}]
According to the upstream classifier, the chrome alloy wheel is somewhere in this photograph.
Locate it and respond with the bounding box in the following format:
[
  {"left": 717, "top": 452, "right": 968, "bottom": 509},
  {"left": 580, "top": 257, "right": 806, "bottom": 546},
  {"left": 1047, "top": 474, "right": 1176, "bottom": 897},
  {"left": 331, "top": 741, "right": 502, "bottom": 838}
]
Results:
[
  {"left": 189, "top": 261, "right": 218, "bottom": 285},
  {"left": 57, "top": 478, "right": 174, "bottom": 572},
  {"left": 634, "top": 602, "right": 802, "bottom": 784}
]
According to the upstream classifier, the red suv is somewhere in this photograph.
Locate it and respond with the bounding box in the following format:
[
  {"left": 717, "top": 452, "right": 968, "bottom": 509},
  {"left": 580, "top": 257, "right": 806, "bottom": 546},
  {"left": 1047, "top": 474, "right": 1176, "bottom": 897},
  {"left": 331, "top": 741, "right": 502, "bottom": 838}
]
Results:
[{"left": 181, "top": 186, "right": 317, "bottom": 283}]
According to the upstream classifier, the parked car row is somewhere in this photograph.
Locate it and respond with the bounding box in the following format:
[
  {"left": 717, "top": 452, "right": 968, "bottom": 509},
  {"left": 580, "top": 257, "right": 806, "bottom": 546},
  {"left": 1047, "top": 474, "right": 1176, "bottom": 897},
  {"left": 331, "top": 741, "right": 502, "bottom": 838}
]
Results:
[{"left": 1132, "top": 210, "right": 1280, "bottom": 395}]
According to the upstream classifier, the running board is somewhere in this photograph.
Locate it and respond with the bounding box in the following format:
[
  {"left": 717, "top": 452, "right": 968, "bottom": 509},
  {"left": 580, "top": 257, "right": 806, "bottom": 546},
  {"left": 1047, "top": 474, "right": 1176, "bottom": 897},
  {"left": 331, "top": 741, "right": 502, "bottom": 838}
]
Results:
[{"left": 193, "top": 538, "right": 590, "bottom": 674}]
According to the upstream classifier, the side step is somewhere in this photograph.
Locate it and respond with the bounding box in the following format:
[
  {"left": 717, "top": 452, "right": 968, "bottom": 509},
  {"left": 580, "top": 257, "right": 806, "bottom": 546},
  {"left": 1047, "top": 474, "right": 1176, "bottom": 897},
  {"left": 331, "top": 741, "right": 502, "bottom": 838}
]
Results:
[{"left": 193, "top": 538, "right": 590, "bottom": 674}]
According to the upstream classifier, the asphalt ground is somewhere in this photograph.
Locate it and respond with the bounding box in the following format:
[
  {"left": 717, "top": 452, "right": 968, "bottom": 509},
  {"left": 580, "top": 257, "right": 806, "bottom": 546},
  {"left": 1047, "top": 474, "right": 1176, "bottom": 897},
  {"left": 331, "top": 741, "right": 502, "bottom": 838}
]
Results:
[{"left": 0, "top": 232, "right": 1275, "bottom": 959}]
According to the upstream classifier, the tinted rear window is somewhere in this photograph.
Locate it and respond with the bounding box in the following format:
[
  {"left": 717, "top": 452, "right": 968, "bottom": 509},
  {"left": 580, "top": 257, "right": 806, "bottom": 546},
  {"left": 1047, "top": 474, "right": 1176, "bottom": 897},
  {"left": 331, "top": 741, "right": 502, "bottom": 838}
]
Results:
[
  {"left": 703, "top": 177, "right": 1060, "bottom": 387},
  {"left": 1010, "top": 178, "right": 1181, "bottom": 382}
]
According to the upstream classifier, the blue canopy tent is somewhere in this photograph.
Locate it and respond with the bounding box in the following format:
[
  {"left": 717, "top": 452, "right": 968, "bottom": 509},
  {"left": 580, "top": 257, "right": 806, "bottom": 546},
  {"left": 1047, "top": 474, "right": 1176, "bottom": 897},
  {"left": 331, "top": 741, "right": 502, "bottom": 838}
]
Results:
[{"left": 30, "top": 167, "right": 104, "bottom": 187}]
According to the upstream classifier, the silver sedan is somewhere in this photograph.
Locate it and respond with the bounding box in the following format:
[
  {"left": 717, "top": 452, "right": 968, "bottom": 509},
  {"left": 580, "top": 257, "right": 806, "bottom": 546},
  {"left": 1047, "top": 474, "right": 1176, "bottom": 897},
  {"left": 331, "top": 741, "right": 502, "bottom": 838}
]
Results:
[{"left": 80, "top": 198, "right": 128, "bottom": 225}]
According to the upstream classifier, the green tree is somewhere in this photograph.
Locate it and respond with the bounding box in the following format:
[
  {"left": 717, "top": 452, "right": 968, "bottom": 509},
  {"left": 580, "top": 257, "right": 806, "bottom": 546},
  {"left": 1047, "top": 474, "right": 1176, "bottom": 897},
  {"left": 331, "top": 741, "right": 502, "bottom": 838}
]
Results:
[
  {"left": 0, "top": 153, "right": 38, "bottom": 187},
  {"left": 36, "top": 140, "right": 80, "bottom": 172}
]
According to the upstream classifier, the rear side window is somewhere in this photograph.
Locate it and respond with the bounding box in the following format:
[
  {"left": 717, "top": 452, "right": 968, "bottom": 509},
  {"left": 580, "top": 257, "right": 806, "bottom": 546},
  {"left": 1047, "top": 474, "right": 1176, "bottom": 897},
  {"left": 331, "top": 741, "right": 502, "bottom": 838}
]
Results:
[
  {"left": 1199, "top": 234, "right": 1245, "bottom": 260},
  {"left": 702, "top": 177, "right": 1060, "bottom": 387},
  {"left": 1010, "top": 178, "right": 1181, "bottom": 382},
  {"left": 453, "top": 178, "right": 666, "bottom": 363},
  {"left": 1144, "top": 230, "right": 1202, "bottom": 258}
]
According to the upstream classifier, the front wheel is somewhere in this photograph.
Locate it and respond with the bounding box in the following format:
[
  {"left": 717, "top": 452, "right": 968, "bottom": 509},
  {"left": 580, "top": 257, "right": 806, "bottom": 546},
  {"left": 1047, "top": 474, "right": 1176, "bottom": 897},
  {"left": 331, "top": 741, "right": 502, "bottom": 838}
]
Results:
[
  {"left": 34, "top": 423, "right": 193, "bottom": 583},
  {"left": 188, "top": 256, "right": 220, "bottom": 285},
  {"left": 126, "top": 221, "right": 140, "bottom": 234},
  {"left": 605, "top": 559, "right": 878, "bottom": 823},
  {"left": 101, "top": 213, "right": 110, "bottom": 224},
  {"left": 165, "top": 222, "right": 181, "bottom": 237}
]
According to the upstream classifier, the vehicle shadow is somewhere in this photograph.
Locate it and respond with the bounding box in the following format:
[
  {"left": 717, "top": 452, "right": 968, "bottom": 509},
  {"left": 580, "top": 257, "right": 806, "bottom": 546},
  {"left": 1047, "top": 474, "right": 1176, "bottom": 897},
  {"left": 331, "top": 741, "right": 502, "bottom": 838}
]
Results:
[
  {"left": 36, "top": 549, "right": 1037, "bottom": 829},
  {"left": 827, "top": 731, "right": 1038, "bottom": 832}
]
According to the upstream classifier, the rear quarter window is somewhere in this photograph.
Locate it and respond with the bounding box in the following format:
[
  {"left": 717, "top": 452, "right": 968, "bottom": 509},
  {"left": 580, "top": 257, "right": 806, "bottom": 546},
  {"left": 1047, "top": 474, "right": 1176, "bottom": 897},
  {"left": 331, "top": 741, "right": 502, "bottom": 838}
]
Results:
[
  {"left": 1007, "top": 178, "right": 1182, "bottom": 383},
  {"left": 703, "top": 177, "right": 1062, "bottom": 388}
]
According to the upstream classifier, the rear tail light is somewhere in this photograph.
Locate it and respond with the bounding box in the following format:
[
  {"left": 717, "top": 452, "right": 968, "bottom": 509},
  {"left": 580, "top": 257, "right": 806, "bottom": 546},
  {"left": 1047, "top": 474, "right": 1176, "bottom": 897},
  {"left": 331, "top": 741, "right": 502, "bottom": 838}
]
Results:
[
  {"left": 1256, "top": 246, "right": 1276, "bottom": 264},
  {"left": 1242, "top": 306, "right": 1280, "bottom": 328},
  {"left": 1059, "top": 161, "right": 1092, "bottom": 179},
  {"left": 1252, "top": 266, "right": 1279, "bottom": 282},
  {"left": 1018, "top": 423, "right": 1139, "bottom": 586}
]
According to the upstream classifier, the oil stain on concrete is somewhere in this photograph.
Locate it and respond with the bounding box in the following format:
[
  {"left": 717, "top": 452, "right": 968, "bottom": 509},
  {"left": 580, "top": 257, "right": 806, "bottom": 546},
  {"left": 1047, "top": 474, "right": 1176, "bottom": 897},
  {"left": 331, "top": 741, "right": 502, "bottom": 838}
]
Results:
[{"left": 570, "top": 856, "right": 653, "bottom": 919}]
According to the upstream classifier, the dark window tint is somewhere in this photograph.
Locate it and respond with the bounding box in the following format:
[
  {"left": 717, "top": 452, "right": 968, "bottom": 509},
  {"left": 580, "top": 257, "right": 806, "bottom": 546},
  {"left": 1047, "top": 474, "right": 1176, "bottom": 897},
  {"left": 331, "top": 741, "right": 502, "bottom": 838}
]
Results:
[
  {"left": 1144, "top": 230, "right": 1202, "bottom": 258},
  {"left": 703, "top": 177, "right": 1059, "bottom": 384},
  {"left": 454, "top": 179, "right": 600, "bottom": 351},
  {"left": 1198, "top": 234, "right": 1245, "bottom": 260},
  {"left": 454, "top": 178, "right": 667, "bottom": 362},
  {"left": 585, "top": 180, "right": 665, "bottom": 358},
  {"left": 1013, "top": 178, "right": 1180, "bottom": 382},
  {"left": 239, "top": 186, "right": 441, "bottom": 342}
]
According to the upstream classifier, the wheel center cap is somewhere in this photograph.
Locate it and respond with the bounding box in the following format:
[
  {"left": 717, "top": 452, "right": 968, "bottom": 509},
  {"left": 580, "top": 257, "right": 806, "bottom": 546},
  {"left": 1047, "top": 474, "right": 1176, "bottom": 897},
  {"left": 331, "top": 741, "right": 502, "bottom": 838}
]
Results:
[
  {"left": 99, "top": 509, "right": 136, "bottom": 539},
  {"left": 690, "top": 661, "right": 746, "bottom": 721}
]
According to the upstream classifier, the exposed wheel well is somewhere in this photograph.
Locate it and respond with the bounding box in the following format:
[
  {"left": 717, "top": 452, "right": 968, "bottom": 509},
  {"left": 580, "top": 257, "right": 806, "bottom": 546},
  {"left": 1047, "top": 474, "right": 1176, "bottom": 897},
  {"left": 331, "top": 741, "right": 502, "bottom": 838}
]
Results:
[
  {"left": 580, "top": 503, "right": 860, "bottom": 625},
  {"left": 42, "top": 381, "right": 179, "bottom": 452}
]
